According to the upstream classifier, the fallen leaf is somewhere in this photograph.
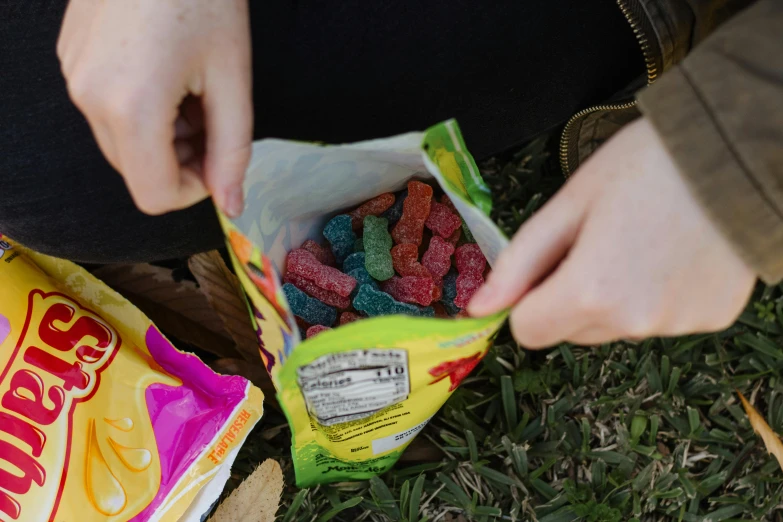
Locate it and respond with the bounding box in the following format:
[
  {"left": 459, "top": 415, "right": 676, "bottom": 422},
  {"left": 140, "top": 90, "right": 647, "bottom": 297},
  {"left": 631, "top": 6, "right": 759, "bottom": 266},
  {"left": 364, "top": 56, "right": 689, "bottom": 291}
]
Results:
[
  {"left": 208, "top": 459, "right": 283, "bottom": 522},
  {"left": 738, "top": 391, "right": 783, "bottom": 470},
  {"left": 92, "top": 264, "right": 239, "bottom": 358},
  {"left": 189, "top": 252, "right": 261, "bottom": 364}
]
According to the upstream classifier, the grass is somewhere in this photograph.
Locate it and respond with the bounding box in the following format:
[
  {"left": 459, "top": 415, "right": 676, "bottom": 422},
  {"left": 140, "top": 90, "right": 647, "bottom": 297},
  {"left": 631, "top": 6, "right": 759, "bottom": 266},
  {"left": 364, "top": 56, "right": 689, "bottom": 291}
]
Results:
[{"left": 224, "top": 135, "right": 783, "bottom": 521}]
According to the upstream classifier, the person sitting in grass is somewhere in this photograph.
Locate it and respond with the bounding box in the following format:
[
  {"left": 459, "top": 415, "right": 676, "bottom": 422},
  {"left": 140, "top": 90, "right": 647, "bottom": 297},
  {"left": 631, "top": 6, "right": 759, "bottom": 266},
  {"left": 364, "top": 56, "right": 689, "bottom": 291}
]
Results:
[{"left": 1, "top": 0, "right": 780, "bottom": 347}]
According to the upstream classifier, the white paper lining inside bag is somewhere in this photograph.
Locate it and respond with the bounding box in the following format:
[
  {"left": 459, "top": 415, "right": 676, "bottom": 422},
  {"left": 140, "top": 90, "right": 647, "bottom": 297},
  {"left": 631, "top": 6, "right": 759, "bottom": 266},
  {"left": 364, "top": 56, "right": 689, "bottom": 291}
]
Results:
[{"left": 230, "top": 129, "right": 509, "bottom": 276}]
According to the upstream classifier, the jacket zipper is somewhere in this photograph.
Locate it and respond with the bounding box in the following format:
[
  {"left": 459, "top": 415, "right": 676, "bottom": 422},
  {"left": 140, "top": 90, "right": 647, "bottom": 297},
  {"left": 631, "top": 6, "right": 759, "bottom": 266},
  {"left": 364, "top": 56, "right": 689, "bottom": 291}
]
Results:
[{"left": 559, "top": 0, "right": 660, "bottom": 177}]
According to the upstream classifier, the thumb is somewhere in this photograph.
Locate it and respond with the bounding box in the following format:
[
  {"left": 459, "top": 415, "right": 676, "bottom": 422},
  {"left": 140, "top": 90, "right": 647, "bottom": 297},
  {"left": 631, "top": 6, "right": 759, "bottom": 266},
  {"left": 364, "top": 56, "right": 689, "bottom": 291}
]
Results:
[
  {"left": 202, "top": 51, "right": 253, "bottom": 218},
  {"left": 468, "top": 184, "right": 589, "bottom": 316}
]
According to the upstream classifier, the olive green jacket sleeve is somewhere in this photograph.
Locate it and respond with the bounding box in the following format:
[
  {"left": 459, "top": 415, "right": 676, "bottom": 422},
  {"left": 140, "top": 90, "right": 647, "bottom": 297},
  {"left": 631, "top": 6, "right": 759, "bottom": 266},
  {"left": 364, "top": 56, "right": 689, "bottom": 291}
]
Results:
[{"left": 636, "top": 0, "right": 783, "bottom": 283}]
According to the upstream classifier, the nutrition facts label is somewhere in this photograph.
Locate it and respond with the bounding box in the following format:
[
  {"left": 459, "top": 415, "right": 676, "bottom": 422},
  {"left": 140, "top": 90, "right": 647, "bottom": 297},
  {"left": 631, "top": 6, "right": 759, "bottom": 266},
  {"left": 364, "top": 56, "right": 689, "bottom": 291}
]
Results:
[{"left": 297, "top": 349, "right": 410, "bottom": 426}]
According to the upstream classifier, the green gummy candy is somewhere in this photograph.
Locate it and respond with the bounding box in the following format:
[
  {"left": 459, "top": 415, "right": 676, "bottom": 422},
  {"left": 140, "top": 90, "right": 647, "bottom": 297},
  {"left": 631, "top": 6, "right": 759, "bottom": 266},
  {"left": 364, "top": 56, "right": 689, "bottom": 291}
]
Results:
[
  {"left": 363, "top": 216, "right": 394, "bottom": 281},
  {"left": 353, "top": 285, "right": 433, "bottom": 318}
]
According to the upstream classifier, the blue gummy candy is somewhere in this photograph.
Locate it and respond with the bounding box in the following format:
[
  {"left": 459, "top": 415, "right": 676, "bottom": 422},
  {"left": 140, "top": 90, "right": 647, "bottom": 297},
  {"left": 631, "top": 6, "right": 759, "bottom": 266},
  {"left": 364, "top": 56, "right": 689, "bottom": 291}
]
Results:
[
  {"left": 323, "top": 214, "right": 357, "bottom": 264},
  {"left": 283, "top": 283, "right": 336, "bottom": 327},
  {"left": 381, "top": 189, "right": 407, "bottom": 224},
  {"left": 353, "top": 284, "right": 433, "bottom": 318},
  {"left": 441, "top": 269, "right": 460, "bottom": 314},
  {"left": 442, "top": 269, "right": 458, "bottom": 301},
  {"left": 347, "top": 267, "right": 379, "bottom": 298},
  {"left": 343, "top": 252, "right": 366, "bottom": 274}
]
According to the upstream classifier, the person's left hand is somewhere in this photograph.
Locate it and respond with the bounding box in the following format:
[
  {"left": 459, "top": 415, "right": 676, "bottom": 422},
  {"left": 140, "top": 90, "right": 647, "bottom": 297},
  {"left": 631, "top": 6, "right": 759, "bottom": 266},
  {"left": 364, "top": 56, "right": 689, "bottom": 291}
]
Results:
[{"left": 468, "top": 117, "right": 756, "bottom": 348}]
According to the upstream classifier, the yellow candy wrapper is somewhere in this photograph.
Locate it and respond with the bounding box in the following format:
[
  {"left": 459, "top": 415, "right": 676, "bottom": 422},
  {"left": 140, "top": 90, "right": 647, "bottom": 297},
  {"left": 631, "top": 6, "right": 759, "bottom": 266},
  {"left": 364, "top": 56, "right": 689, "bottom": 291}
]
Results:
[
  {"left": 0, "top": 239, "right": 264, "bottom": 521},
  {"left": 219, "top": 120, "right": 509, "bottom": 486}
]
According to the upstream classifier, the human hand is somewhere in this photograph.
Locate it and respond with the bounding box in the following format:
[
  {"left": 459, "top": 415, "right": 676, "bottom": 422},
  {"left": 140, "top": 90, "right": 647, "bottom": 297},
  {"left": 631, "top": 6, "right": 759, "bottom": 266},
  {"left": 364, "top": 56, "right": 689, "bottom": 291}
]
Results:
[
  {"left": 468, "top": 118, "right": 756, "bottom": 348},
  {"left": 58, "top": 0, "right": 252, "bottom": 217}
]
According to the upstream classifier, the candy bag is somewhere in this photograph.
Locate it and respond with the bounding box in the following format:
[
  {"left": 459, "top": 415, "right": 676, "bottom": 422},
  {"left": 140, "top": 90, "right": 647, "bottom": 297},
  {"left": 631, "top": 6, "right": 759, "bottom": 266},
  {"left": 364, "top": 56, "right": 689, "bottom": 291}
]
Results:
[
  {"left": 219, "top": 120, "right": 509, "bottom": 486},
  {"left": 0, "top": 239, "right": 264, "bottom": 521}
]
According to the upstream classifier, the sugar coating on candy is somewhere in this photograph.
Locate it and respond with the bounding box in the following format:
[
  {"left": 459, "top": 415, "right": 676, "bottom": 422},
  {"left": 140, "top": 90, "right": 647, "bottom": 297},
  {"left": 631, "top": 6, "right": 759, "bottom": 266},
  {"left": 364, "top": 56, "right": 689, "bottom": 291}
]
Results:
[
  {"left": 392, "top": 181, "right": 432, "bottom": 246},
  {"left": 343, "top": 252, "right": 366, "bottom": 274},
  {"left": 454, "top": 244, "right": 487, "bottom": 308},
  {"left": 391, "top": 243, "right": 431, "bottom": 279},
  {"left": 353, "top": 285, "right": 434, "bottom": 318},
  {"left": 284, "top": 273, "right": 351, "bottom": 309},
  {"left": 446, "top": 227, "right": 462, "bottom": 246},
  {"left": 381, "top": 189, "right": 407, "bottom": 224},
  {"left": 426, "top": 201, "right": 462, "bottom": 239},
  {"left": 363, "top": 216, "right": 395, "bottom": 281},
  {"left": 381, "top": 276, "right": 435, "bottom": 306},
  {"left": 455, "top": 244, "right": 487, "bottom": 274},
  {"left": 287, "top": 249, "right": 357, "bottom": 297},
  {"left": 301, "top": 239, "right": 336, "bottom": 266},
  {"left": 339, "top": 312, "right": 360, "bottom": 325},
  {"left": 422, "top": 236, "right": 455, "bottom": 285},
  {"left": 306, "top": 325, "right": 332, "bottom": 338},
  {"left": 348, "top": 267, "right": 379, "bottom": 297},
  {"left": 354, "top": 238, "right": 364, "bottom": 252},
  {"left": 323, "top": 215, "right": 357, "bottom": 263},
  {"left": 454, "top": 273, "right": 483, "bottom": 308},
  {"left": 441, "top": 195, "right": 475, "bottom": 243},
  {"left": 283, "top": 283, "right": 337, "bottom": 327},
  {"left": 349, "top": 193, "right": 395, "bottom": 229},
  {"left": 441, "top": 269, "right": 460, "bottom": 314}
]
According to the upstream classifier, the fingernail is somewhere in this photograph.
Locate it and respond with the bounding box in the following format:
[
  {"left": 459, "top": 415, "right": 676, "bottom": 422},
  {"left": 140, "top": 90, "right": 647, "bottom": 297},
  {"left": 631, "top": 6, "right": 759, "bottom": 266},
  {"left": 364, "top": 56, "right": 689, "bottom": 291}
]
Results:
[{"left": 222, "top": 185, "right": 244, "bottom": 218}]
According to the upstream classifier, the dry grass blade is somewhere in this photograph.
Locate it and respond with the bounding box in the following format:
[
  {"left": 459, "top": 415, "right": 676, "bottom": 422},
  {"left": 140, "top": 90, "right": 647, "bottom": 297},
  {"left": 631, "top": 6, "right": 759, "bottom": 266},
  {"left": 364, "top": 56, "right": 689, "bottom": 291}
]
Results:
[
  {"left": 189, "top": 251, "right": 262, "bottom": 364},
  {"left": 738, "top": 391, "right": 783, "bottom": 470},
  {"left": 92, "top": 263, "right": 238, "bottom": 358},
  {"left": 208, "top": 459, "right": 283, "bottom": 522}
]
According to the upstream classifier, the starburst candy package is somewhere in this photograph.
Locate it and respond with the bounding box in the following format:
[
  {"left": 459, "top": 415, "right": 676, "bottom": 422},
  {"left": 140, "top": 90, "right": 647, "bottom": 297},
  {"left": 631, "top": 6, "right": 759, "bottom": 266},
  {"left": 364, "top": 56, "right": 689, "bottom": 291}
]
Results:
[
  {"left": 219, "top": 120, "right": 510, "bottom": 487},
  {"left": 0, "top": 239, "right": 264, "bottom": 521}
]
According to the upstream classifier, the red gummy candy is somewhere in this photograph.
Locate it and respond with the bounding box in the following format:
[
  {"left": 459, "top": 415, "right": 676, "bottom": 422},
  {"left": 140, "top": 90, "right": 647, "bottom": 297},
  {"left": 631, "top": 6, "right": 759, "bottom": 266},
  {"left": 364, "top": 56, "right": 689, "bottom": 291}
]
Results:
[
  {"left": 391, "top": 243, "right": 431, "bottom": 279},
  {"left": 422, "top": 236, "right": 455, "bottom": 285},
  {"left": 455, "top": 244, "right": 487, "bottom": 274},
  {"left": 306, "top": 325, "right": 331, "bottom": 338},
  {"left": 302, "top": 239, "right": 336, "bottom": 266},
  {"left": 441, "top": 194, "right": 458, "bottom": 214},
  {"left": 286, "top": 249, "right": 357, "bottom": 297},
  {"left": 381, "top": 276, "right": 435, "bottom": 306},
  {"left": 446, "top": 227, "right": 462, "bottom": 246},
  {"left": 432, "top": 285, "right": 442, "bottom": 301},
  {"left": 296, "top": 316, "right": 310, "bottom": 330},
  {"left": 349, "top": 193, "right": 395, "bottom": 229},
  {"left": 454, "top": 244, "right": 487, "bottom": 308},
  {"left": 432, "top": 302, "right": 449, "bottom": 318},
  {"left": 284, "top": 273, "right": 351, "bottom": 309},
  {"left": 456, "top": 309, "right": 471, "bottom": 318},
  {"left": 426, "top": 201, "right": 462, "bottom": 239},
  {"left": 392, "top": 181, "right": 432, "bottom": 246},
  {"left": 339, "top": 312, "right": 360, "bottom": 325}
]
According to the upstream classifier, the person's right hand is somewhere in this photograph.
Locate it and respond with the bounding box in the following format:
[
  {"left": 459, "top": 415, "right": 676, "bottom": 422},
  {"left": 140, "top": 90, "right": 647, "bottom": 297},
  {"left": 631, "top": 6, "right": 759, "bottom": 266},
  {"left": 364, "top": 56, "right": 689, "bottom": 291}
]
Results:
[{"left": 57, "top": 0, "right": 253, "bottom": 217}]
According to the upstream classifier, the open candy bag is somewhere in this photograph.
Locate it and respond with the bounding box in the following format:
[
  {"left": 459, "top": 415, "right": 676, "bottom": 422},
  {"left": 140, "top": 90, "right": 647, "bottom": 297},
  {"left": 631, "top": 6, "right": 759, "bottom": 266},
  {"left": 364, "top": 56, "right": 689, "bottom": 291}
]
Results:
[
  {"left": 219, "top": 120, "right": 510, "bottom": 486},
  {"left": 0, "top": 240, "right": 265, "bottom": 521}
]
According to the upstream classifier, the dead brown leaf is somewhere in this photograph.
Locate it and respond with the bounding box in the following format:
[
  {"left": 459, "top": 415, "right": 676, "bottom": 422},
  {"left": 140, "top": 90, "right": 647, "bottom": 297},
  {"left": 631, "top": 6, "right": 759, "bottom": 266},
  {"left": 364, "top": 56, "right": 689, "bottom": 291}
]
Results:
[
  {"left": 738, "top": 391, "right": 783, "bottom": 470},
  {"left": 210, "top": 358, "right": 278, "bottom": 409},
  {"left": 189, "top": 252, "right": 261, "bottom": 364},
  {"left": 208, "top": 459, "right": 283, "bottom": 522},
  {"left": 92, "top": 264, "right": 238, "bottom": 358}
]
